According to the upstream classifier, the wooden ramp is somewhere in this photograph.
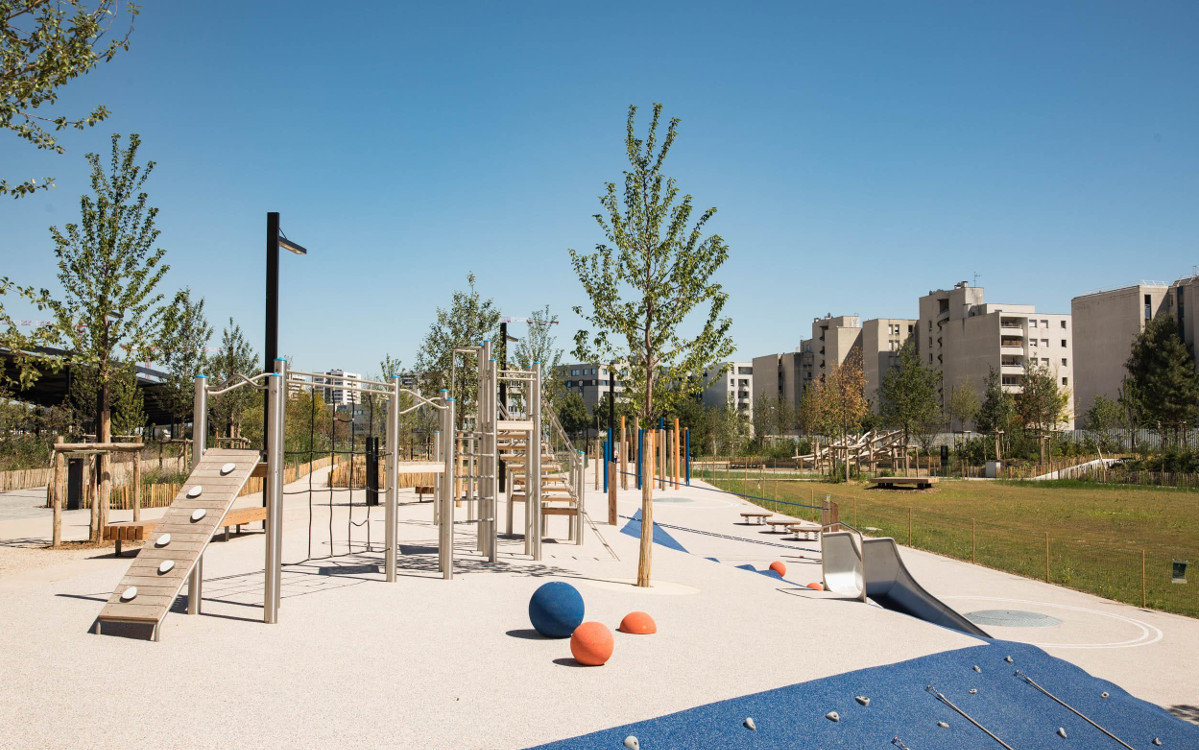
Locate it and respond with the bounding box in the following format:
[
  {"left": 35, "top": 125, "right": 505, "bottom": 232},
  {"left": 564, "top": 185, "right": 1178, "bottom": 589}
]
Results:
[{"left": 94, "top": 449, "right": 261, "bottom": 641}]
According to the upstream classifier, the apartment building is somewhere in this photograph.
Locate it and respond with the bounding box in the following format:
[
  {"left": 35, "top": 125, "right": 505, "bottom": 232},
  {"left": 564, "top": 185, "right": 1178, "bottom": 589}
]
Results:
[
  {"left": 918, "top": 282, "right": 1074, "bottom": 428},
  {"left": 751, "top": 351, "right": 804, "bottom": 411},
  {"left": 1071, "top": 275, "right": 1199, "bottom": 420},
  {"left": 317, "top": 369, "right": 362, "bottom": 407},
  {"left": 798, "top": 315, "right": 862, "bottom": 386},
  {"left": 558, "top": 362, "right": 625, "bottom": 411},
  {"left": 701, "top": 361, "right": 754, "bottom": 421},
  {"left": 861, "top": 318, "right": 916, "bottom": 408}
]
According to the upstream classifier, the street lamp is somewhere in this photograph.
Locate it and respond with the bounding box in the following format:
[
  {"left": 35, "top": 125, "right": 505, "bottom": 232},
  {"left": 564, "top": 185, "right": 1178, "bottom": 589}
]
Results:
[{"left": 264, "top": 211, "right": 308, "bottom": 459}]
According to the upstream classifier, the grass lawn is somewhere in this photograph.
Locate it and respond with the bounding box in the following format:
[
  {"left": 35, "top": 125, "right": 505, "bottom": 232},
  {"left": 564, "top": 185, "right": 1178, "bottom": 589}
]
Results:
[{"left": 699, "top": 472, "right": 1199, "bottom": 618}]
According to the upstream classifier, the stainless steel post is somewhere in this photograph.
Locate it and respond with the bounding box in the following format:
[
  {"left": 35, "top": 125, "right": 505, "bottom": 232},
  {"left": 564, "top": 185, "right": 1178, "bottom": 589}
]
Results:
[
  {"left": 439, "top": 396, "right": 455, "bottom": 580},
  {"left": 385, "top": 376, "right": 400, "bottom": 582},
  {"left": 188, "top": 374, "right": 207, "bottom": 614},
  {"left": 529, "top": 363, "right": 542, "bottom": 561},
  {"left": 265, "top": 370, "right": 284, "bottom": 623}
]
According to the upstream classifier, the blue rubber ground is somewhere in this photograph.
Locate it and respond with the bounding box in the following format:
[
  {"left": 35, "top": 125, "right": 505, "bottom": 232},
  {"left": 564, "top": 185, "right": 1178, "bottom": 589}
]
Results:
[
  {"left": 619, "top": 509, "right": 688, "bottom": 553},
  {"left": 528, "top": 640, "right": 1198, "bottom": 749}
]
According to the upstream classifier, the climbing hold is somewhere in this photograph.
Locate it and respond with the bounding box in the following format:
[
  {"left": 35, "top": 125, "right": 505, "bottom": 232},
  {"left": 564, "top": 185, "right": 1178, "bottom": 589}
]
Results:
[
  {"left": 807, "top": 582, "right": 824, "bottom": 591},
  {"left": 220, "top": 462, "right": 237, "bottom": 476},
  {"left": 120, "top": 586, "right": 138, "bottom": 602},
  {"left": 155, "top": 533, "right": 171, "bottom": 547},
  {"left": 825, "top": 711, "right": 840, "bottom": 722},
  {"left": 570, "top": 622, "right": 614, "bottom": 666},
  {"left": 1152, "top": 738, "right": 1162, "bottom": 746},
  {"left": 969, "top": 689, "right": 978, "bottom": 695},
  {"left": 973, "top": 665, "right": 981, "bottom": 673},
  {"left": 1004, "top": 655, "right": 1014, "bottom": 663},
  {"left": 1101, "top": 692, "right": 1110, "bottom": 699},
  {"left": 187, "top": 485, "right": 203, "bottom": 498},
  {"left": 769, "top": 561, "right": 787, "bottom": 577},
  {"left": 744, "top": 717, "right": 756, "bottom": 731},
  {"left": 157, "top": 560, "right": 175, "bottom": 575},
  {"left": 528, "top": 581, "right": 584, "bottom": 638},
  {"left": 855, "top": 696, "right": 870, "bottom": 706},
  {"left": 623, "top": 736, "right": 640, "bottom": 749},
  {"left": 1057, "top": 727, "right": 1068, "bottom": 738},
  {"left": 618, "top": 611, "right": 657, "bottom": 635},
  {"left": 937, "top": 722, "right": 949, "bottom": 729},
  {"left": 190, "top": 508, "right": 207, "bottom": 522}
]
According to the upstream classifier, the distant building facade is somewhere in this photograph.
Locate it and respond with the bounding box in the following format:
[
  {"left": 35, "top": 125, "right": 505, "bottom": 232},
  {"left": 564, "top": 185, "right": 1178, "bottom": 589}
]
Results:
[
  {"left": 317, "top": 369, "right": 362, "bottom": 407},
  {"left": 751, "top": 351, "right": 804, "bottom": 413},
  {"left": 918, "top": 282, "right": 1074, "bottom": 429},
  {"left": 861, "top": 318, "right": 916, "bottom": 410},
  {"left": 558, "top": 362, "right": 625, "bottom": 411},
  {"left": 1071, "top": 275, "right": 1199, "bottom": 420},
  {"left": 701, "top": 361, "right": 754, "bottom": 422}
]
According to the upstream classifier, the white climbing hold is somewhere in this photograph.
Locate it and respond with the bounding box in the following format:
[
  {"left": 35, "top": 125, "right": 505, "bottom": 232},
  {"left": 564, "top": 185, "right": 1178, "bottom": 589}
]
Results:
[
  {"left": 973, "top": 665, "right": 981, "bottom": 673},
  {"left": 856, "top": 696, "right": 870, "bottom": 706},
  {"left": 157, "top": 560, "right": 175, "bottom": 575},
  {"left": 937, "top": 721, "right": 949, "bottom": 729},
  {"left": 220, "top": 462, "right": 236, "bottom": 476},
  {"left": 120, "top": 586, "right": 138, "bottom": 602},
  {"left": 1057, "top": 727, "right": 1067, "bottom": 738},
  {"left": 969, "top": 689, "right": 978, "bottom": 695},
  {"left": 155, "top": 533, "right": 171, "bottom": 547},
  {"left": 1101, "top": 692, "right": 1110, "bottom": 699},
  {"left": 1152, "top": 738, "right": 1162, "bottom": 746},
  {"left": 744, "top": 717, "right": 756, "bottom": 731},
  {"left": 187, "top": 485, "right": 203, "bottom": 498},
  {"left": 1004, "top": 655, "right": 1013, "bottom": 663},
  {"left": 825, "top": 711, "right": 840, "bottom": 722},
  {"left": 190, "top": 508, "right": 207, "bottom": 522},
  {"left": 623, "top": 736, "right": 640, "bottom": 750}
]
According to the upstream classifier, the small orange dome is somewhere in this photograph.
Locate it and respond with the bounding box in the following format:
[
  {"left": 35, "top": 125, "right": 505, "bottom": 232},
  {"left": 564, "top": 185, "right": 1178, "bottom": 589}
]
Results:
[
  {"left": 769, "top": 561, "right": 787, "bottom": 577},
  {"left": 618, "top": 611, "right": 657, "bottom": 635},
  {"left": 570, "top": 621, "right": 615, "bottom": 665},
  {"left": 807, "top": 582, "right": 824, "bottom": 591}
]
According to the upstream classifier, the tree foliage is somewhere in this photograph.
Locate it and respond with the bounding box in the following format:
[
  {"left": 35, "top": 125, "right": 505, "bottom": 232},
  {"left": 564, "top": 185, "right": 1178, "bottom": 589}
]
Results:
[
  {"left": 208, "top": 319, "right": 257, "bottom": 439},
  {"left": 513, "top": 305, "right": 564, "bottom": 406},
  {"left": 414, "top": 273, "right": 499, "bottom": 423},
  {"left": 570, "top": 103, "right": 733, "bottom": 424},
  {"left": 753, "top": 394, "right": 794, "bottom": 439},
  {"left": 975, "top": 367, "right": 1014, "bottom": 436},
  {"left": 878, "top": 338, "right": 941, "bottom": 466},
  {"left": 158, "top": 287, "right": 211, "bottom": 437},
  {"left": 945, "top": 381, "right": 979, "bottom": 433},
  {"left": 1014, "top": 363, "right": 1068, "bottom": 438},
  {"left": 1, "top": 1, "right": 139, "bottom": 197},
  {"left": 1123, "top": 313, "right": 1199, "bottom": 437}
]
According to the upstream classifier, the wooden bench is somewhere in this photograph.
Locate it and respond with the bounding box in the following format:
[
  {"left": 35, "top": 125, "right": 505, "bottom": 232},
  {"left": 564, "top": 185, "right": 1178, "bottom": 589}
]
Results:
[
  {"left": 103, "top": 506, "right": 268, "bottom": 556},
  {"left": 765, "top": 518, "right": 799, "bottom": 533},
  {"left": 415, "top": 485, "right": 435, "bottom": 502},
  {"left": 871, "top": 476, "right": 939, "bottom": 490},
  {"left": 739, "top": 512, "right": 771, "bottom": 525},
  {"left": 787, "top": 523, "right": 821, "bottom": 541}
]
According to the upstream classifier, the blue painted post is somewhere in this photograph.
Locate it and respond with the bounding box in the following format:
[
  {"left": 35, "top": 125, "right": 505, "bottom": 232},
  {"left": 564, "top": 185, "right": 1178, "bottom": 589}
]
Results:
[
  {"left": 685, "top": 427, "right": 691, "bottom": 485},
  {"left": 636, "top": 429, "right": 644, "bottom": 490}
]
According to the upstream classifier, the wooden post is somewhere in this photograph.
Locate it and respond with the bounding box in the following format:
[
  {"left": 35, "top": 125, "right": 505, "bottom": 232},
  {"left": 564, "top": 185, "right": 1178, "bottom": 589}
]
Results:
[
  {"left": 88, "top": 455, "right": 99, "bottom": 542},
  {"left": 1141, "top": 549, "right": 1146, "bottom": 607},
  {"left": 1044, "top": 532, "right": 1050, "bottom": 582},
  {"left": 637, "top": 431, "right": 653, "bottom": 587},
  {"left": 854, "top": 497, "right": 857, "bottom": 527},
  {"left": 133, "top": 452, "right": 142, "bottom": 522},
  {"left": 620, "top": 416, "right": 628, "bottom": 491},
  {"left": 607, "top": 460, "right": 617, "bottom": 526},
  {"left": 908, "top": 507, "right": 912, "bottom": 546},
  {"left": 51, "top": 437, "right": 64, "bottom": 547}
]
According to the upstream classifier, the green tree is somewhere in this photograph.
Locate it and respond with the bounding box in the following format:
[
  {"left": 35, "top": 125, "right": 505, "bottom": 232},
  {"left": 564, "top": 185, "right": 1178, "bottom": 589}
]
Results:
[
  {"left": 878, "top": 339, "right": 941, "bottom": 475},
  {"left": 945, "top": 381, "right": 979, "bottom": 436},
  {"left": 0, "top": 278, "right": 57, "bottom": 388},
  {"left": 753, "top": 394, "right": 794, "bottom": 441},
  {"left": 108, "top": 361, "right": 144, "bottom": 436},
  {"left": 512, "top": 305, "right": 564, "bottom": 406},
  {"left": 1084, "top": 394, "right": 1125, "bottom": 452},
  {"left": 2, "top": 1, "right": 139, "bottom": 198},
  {"left": 1014, "top": 363, "right": 1068, "bottom": 464},
  {"left": 45, "top": 132, "right": 166, "bottom": 539},
  {"left": 569, "top": 104, "right": 733, "bottom": 588},
  {"left": 555, "top": 391, "right": 590, "bottom": 442},
  {"left": 208, "top": 319, "right": 257, "bottom": 440},
  {"left": 158, "top": 287, "right": 211, "bottom": 439},
  {"left": 414, "top": 273, "right": 500, "bottom": 426},
  {"left": 1123, "top": 313, "right": 1199, "bottom": 442}
]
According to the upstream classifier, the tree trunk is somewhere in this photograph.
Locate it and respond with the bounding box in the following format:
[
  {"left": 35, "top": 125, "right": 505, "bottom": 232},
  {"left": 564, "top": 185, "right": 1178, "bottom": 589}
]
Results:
[
  {"left": 94, "top": 379, "right": 112, "bottom": 543},
  {"left": 637, "top": 430, "right": 653, "bottom": 587}
]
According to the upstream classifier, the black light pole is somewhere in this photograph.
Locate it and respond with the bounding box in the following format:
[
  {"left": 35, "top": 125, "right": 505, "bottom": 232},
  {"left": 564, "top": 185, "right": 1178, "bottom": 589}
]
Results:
[{"left": 263, "top": 211, "right": 307, "bottom": 460}]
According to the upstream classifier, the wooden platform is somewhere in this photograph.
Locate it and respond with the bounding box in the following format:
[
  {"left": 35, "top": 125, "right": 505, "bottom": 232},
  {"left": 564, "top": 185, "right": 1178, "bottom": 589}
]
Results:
[
  {"left": 870, "top": 476, "right": 939, "bottom": 490},
  {"left": 94, "top": 449, "right": 261, "bottom": 640}
]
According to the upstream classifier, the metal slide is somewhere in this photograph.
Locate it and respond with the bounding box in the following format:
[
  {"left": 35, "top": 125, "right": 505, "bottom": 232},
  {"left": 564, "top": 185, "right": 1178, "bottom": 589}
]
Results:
[{"left": 822, "top": 531, "right": 989, "bottom": 638}]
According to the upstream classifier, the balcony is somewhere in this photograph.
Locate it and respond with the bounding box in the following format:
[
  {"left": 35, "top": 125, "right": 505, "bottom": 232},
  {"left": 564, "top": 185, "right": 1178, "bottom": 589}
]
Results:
[
  {"left": 1000, "top": 326, "right": 1024, "bottom": 337},
  {"left": 1001, "top": 384, "right": 1023, "bottom": 394},
  {"left": 1000, "top": 364, "right": 1024, "bottom": 375}
]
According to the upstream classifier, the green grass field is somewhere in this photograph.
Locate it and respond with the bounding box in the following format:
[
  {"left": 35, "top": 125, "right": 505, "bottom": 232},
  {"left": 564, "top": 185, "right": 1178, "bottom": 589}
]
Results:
[{"left": 697, "top": 471, "right": 1199, "bottom": 618}]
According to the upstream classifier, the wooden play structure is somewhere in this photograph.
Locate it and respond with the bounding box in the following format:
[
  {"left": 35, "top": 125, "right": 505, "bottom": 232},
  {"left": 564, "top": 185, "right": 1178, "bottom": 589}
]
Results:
[{"left": 797, "top": 429, "right": 916, "bottom": 473}]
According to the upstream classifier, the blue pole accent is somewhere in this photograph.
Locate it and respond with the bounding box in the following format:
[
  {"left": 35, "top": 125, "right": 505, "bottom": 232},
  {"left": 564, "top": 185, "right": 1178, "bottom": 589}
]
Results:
[
  {"left": 659, "top": 416, "right": 665, "bottom": 430},
  {"left": 602, "top": 439, "right": 608, "bottom": 492},
  {"left": 636, "top": 429, "right": 644, "bottom": 490},
  {"left": 685, "top": 428, "right": 691, "bottom": 485}
]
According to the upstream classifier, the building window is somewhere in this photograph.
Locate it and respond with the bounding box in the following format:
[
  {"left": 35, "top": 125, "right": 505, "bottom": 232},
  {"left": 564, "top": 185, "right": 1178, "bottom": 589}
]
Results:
[
  {"left": 928, "top": 321, "right": 932, "bottom": 331},
  {"left": 1060, "top": 320, "right": 1067, "bottom": 329},
  {"left": 1061, "top": 339, "right": 1067, "bottom": 347},
  {"left": 928, "top": 354, "right": 933, "bottom": 364},
  {"left": 1041, "top": 339, "right": 1048, "bottom": 347},
  {"left": 571, "top": 369, "right": 579, "bottom": 376},
  {"left": 1062, "top": 377, "right": 1068, "bottom": 386},
  {"left": 1030, "top": 339, "right": 1038, "bottom": 347},
  {"left": 1030, "top": 319, "right": 1038, "bottom": 328},
  {"left": 1041, "top": 319, "right": 1048, "bottom": 328},
  {"left": 1061, "top": 358, "right": 1067, "bottom": 367},
  {"left": 1042, "top": 358, "right": 1049, "bottom": 366}
]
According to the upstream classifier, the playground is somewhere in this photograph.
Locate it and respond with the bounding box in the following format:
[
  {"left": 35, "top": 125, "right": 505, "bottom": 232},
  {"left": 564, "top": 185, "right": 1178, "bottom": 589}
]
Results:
[{"left": 1, "top": 353, "right": 1198, "bottom": 747}]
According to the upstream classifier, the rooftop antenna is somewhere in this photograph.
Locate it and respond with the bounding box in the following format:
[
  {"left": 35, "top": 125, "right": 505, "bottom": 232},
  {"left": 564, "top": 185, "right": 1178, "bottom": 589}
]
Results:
[{"left": 973, "top": 272, "right": 980, "bottom": 287}]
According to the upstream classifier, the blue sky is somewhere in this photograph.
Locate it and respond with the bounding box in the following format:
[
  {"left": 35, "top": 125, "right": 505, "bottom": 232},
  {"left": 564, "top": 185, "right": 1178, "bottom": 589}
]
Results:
[{"left": 3, "top": 1, "right": 1197, "bottom": 377}]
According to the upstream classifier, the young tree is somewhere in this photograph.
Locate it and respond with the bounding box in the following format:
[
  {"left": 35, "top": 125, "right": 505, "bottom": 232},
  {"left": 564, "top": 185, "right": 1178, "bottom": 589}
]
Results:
[
  {"left": 878, "top": 339, "right": 941, "bottom": 475},
  {"left": 2, "top": 1, "right": 138, "bottom": 198},
  {"left": 975, "top": 368, "right": 1015, "bottom": 461},
  {"left": 555, "top": 391, "right": 590, "bottom": 442},
  {"left": 414, "top": 273, "right": 500, "bottom": 426},
  {"left": 1084, "top": 394, "right": 1125, "bottom": 452},
  {"left": 1014, "top": 363, "right": 1068, "bottom": 464},
  {"left": 1123, "top": 313, "right": 1199, "bottom": 442},
  {"left": 158, "top": 288, "right": 211, "bottom": 439},
  {"left": 208, "top": 319, "right": 258, "bottom": 440},
  {"left": 45, "top": 132, "right": 167, "bottom": 539},
  {"left": 108, "top": 362, "right": 144, "bottom": 436},
  {"left": 945, "top": 381, "right": 980, "bottom": 445},
  {"left": 513, "top": 305, "right": 564, "bottom": 406},
  {"left": 753, "top": 394, "right": 794, "bottom": 441},
  {"left": 570, "top": 104, "right": 733, "bottom": 586},
  {"left": 826, "top": 348, "right": 868, "bottom": 445}
]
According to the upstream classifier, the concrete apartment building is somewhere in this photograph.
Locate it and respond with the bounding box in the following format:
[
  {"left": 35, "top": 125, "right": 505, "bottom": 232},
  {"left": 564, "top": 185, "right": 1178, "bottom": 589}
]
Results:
[
  {"left": 751, "top": 351, "right": 804, "bottom": 411},
  {"left": 317, "top": 369, "right": 362, "bottom": 407},
  {"left": 559, "top": 362, "right": 625, "bottom": 411},
  {"left": 861, "top": 318, "right": 916, "bottom": 408},
  {"left": 798, "top": 315, "right": 862, "bottom": 386},
  {"left": 1071, "top": 275, "right": 1199, "bottom": 420},
  {"left": 918, "top": 282, "right": 1074, "bottom": 428},
  {"left": 701, "top": 362, "right": 754, "bottom": 421}
]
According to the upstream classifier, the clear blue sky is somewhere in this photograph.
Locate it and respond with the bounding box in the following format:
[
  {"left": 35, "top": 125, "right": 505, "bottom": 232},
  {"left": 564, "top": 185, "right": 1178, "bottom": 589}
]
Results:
[{"left": 3, "top": 1, "right": 1197, "bottom": 377}]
